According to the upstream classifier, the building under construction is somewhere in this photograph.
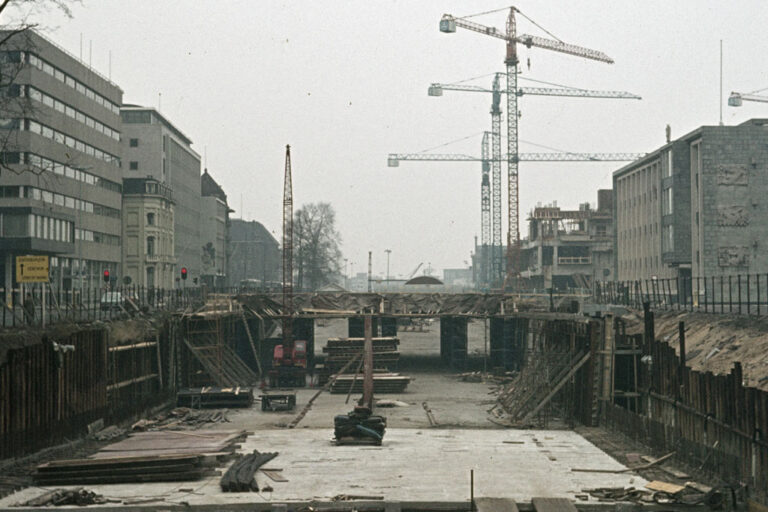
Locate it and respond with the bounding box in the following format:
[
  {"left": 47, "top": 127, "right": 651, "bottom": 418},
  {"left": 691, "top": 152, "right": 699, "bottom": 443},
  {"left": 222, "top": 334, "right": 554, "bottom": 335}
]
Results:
[{"left": 519, "top": 190, "right": 613, "bottom": 290}]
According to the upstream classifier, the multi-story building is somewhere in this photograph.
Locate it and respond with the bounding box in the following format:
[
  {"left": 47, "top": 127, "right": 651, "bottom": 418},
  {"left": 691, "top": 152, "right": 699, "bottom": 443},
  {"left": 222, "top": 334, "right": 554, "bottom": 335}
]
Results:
[
  {"left": 614, "top": 118, "right": 768, "bottom": 282},
  {"left": 0, "top": 30, "right": 123, "bottom": 299},
  {"left": 228, "top": 219, "right": 280, "bottom": 287},
  {"left": 200, "top": 169, "right": 230, "bottom": 288},
  {"left": 120, "top": 105, "right": 201, "bottom": 285},
  {"left": 519, "top": 190, "right": 613, "bottom": 290},
  {"left": 121, "top": 177, "right": 174, "bottom": 289}
]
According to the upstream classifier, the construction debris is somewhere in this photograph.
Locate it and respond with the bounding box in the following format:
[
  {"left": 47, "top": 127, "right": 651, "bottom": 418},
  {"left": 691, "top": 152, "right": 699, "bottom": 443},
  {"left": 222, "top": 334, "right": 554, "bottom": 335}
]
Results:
[
  {"left": 19, "top": 488, "right": 111, "bottom": 507},
  {"left": 261, "top": 393, "right": 297, "bottom": 411},
  {"left": 220, "top": 450, "right": 278, "bottom": 492},
  {"left": 177, "top": 386, "right": 254, "bottom": 408},
  {"left": 422, "top": 401, "right": 438, "bottom": 426},
  {"left": 131, "top": 408, "right": 231, "bottom": 431}
]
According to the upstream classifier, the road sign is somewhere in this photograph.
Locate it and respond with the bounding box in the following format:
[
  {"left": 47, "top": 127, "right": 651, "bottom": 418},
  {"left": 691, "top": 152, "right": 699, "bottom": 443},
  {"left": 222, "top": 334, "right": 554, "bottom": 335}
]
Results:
[{"left": 16, "top": 255, "right": 49, "bottom": 283}]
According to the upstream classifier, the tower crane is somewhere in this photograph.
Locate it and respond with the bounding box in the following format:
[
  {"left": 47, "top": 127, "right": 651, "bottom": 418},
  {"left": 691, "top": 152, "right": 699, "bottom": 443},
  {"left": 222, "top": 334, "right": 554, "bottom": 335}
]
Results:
[
  {"left": 480, "top": 132, "right": 492, "bottom": 286},
  {"left": 440, "top": 7, "right": 616, "bottom": 287},
  {"left": 728, "top": 91, "right": 768, "bottom": 106},
  {"left": 429, "top": 73, "right": 640, "bottom": 284}
]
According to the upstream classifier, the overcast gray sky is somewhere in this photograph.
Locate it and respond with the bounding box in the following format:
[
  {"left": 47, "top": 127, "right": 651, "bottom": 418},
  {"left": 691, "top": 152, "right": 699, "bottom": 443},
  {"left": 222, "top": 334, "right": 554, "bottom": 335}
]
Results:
[{"left": 20, "top": 1, "right": 768, "bottom": 278}]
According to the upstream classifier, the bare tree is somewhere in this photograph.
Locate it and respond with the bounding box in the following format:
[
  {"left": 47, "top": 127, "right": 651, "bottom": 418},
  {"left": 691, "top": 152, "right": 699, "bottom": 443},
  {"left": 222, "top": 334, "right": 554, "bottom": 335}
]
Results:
[
  {"left": 294, "top": 202, "right": 342, "bottom": 291},
  {"left": 0, "top": 0, "right": 78, "bottom": 177}
]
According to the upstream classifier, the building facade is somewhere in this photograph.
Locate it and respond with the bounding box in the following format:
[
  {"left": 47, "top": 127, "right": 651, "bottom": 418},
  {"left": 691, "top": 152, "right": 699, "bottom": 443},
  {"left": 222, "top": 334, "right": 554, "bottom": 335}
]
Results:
[
  {"left": 121, "top": 177, "right": 174, "bottom": 289},
  {"left": 0, "top": 30, "right": 123, "bottom": 300},
  {"left": 200, "top": 169, "right": 230, "bottom": 288},
  {"left": 228, "top": 219, "right": 280, "bottom": 288},
  {"left": 519, "top": 190, "right": 613, "bottom": 290},
  {"left": 614, "top": 119, "right": 768, "bottom": 282},
  {"left": 120, "top": 105, "right": 201, "bottom": 285}
]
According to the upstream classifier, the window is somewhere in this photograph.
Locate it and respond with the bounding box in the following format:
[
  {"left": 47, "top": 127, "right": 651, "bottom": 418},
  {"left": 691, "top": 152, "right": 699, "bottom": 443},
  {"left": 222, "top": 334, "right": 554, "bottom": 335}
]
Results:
[
  {"left": 147, "top": 213, "right": 155, "bottom": 226},
  {"left": 129, "top": 161, "right": 139, "bottom": 170},
  {"left": 146, "top": 236, "right": 155, "bottom": 256},
  {"left": 129, "top": 138, "right": 139, "bottom": 147}
]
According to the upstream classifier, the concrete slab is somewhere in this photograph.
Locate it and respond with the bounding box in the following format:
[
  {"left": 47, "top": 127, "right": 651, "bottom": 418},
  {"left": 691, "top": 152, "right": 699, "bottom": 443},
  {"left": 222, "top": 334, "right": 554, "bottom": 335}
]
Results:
[{"left": 1, "top": 428, "right": 646, "bottom": 508}]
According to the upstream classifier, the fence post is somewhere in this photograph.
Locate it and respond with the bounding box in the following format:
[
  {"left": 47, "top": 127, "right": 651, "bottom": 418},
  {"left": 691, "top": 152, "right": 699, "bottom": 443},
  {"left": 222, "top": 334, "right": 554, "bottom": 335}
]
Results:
[
  {"left": 758, "top": 273, "right": 761, "bottom": 316},
  {"left": 747, "top": 274, "right": 751, "bottom": 315},
  {"left": 729, "top": 275, "right": 733, "bottom": 313},
  {"left": 738, "top": 274, "right": 742, "bottom": 315}
]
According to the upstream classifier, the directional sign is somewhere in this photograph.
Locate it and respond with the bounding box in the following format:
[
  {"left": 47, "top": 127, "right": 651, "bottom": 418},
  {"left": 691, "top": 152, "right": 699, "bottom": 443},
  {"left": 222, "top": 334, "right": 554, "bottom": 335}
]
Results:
[{"left": 16, "top": 255, "right": 49, "bottom": 283}]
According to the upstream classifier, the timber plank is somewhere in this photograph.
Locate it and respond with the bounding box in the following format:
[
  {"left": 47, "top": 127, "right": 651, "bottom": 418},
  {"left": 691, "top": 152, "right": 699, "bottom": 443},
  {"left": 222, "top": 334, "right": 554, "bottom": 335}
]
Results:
[
  {"left": 476, "top": 498, "right": 519, "bottom": 512},
  {"left": 532, "top": 497, "right": 577, "bottom": 512}
]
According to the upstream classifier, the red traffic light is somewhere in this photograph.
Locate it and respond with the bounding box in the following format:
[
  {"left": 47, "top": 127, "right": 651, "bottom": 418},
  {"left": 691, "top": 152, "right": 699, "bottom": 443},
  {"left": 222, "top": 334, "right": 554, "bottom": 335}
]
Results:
[
  {"left": 181, "top": 267, "right": 188, "bottom": 280},
  {"left": 103, "top": 269, "right": 110, "bottom": 283}
]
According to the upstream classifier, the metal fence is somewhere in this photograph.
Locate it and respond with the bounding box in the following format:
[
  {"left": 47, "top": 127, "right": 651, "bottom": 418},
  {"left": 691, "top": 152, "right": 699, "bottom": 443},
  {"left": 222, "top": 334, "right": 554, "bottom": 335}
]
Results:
[
  {"left": 0, "top": 285, "right": 206, "bottom": 328},
  {"left": 595, "top": 274, "right": 768, "bottom": 315}
]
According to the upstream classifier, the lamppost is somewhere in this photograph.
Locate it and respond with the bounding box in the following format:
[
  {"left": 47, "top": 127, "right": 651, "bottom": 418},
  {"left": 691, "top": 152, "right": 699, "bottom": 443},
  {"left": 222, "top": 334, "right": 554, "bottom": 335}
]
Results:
[
  {"left": 385, "top": 249, "right": 391, "bottom": 291},
  {"left": 344, "top": 258, "right": 348, "bottom": 290}
]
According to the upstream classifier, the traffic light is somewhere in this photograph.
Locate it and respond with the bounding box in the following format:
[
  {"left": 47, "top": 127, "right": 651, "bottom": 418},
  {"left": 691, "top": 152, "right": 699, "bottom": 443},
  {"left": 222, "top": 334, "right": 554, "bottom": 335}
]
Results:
[
  {"left": 103, "top": 269, "right": 110, "bottom": 283},
  {"left": 181, "top": 267, "right": 188, "bottom": 281}
]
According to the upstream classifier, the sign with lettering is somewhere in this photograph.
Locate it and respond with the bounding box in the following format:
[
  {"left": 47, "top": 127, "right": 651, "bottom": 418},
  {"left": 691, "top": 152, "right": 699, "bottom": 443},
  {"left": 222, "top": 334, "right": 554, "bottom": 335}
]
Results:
[{"left": 16, "top": 255, "right": 49, "bottom": 283}]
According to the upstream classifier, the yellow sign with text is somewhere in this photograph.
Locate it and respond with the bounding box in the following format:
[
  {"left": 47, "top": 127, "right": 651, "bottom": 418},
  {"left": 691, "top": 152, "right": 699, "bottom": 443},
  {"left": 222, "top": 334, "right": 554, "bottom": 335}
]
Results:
[{"left": 16, "top": 255, "right": 49, "bottom": 283}]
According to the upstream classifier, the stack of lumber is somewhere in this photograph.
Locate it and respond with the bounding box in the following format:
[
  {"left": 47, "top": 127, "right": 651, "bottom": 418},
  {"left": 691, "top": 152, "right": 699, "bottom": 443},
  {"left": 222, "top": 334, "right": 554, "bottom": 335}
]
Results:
[
  {"left": 34, "top": 430, "right": 247, "bottom": 485},
  {"left": 323, "top": 337, "right": 400, "bottom": 374},
  {"left": 329, "top": 373, "right": 410, "bottom": 394},
  {"left": 176, "top": 386, "right": 253, "bottom": 408},
  {"left": 220, "top": 450, "right": 278, "bottom": 492}
]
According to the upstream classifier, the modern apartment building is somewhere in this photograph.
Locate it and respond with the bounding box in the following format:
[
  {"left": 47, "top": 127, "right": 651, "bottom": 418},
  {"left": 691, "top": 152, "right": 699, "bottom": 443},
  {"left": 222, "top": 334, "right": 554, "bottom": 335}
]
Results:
[
  {"left": 519, "top": 190, "right": 613, "bottom": 290},
  {"left": 0, "top": 30, "right": 123, "bottom": 299},
  {"left": 120, "top": 105, "right": 201, "bottom": 284},
  {"left": 614, "top": 119, "right": 768, "bottom": 282},
  {"left": 200, "top": 169, "right": 230, "bottom": 288},
  {"left": 122, "top": 177, "right": 174, "bottom": 289}
]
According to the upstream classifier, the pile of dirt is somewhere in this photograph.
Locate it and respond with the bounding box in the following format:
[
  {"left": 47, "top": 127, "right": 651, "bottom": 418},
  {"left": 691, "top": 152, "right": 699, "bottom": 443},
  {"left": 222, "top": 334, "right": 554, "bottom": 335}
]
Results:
[{"left": 623, "top": 311, "right": 768, "bottom": 390}]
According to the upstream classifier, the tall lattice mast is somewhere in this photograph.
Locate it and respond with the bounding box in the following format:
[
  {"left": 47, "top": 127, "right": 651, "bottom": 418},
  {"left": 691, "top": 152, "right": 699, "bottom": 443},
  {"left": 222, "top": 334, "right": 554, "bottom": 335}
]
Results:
[{"left": 282, "top": 145, "right": 293, "bottom": 346}]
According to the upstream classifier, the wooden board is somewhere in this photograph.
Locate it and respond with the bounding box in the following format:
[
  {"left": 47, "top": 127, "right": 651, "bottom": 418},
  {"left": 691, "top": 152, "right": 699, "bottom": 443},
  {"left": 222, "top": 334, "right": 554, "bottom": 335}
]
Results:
[
  {"left": 261, "top": 469, "right": 288, "bottom": 482},
  {"left": 645, "top": 480, "right": 686, "bottom": 494},
  {"left": 532, "top": 497, "right": 577, "bottom": 512},
  {"left": 476, "top": 498, "right": 519, "bottom": 512}
]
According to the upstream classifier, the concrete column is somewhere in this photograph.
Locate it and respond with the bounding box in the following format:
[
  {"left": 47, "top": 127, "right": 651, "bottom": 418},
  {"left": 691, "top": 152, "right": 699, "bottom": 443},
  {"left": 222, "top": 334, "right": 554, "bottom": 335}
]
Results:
[
  {"left": 440, "top": 316, "right": 468, "bottom": 369},
  {"left": 380, "top": 316, "right": 397, "bottom": 337},
  {"left": 489, "top": 317, "right": 523, "bottom": 371},
  {"left": 3, "top": 252, "right": 12, "bottom": 308},
  {"left": 349, "top": 316, "right": 378, "bottom": 338}
]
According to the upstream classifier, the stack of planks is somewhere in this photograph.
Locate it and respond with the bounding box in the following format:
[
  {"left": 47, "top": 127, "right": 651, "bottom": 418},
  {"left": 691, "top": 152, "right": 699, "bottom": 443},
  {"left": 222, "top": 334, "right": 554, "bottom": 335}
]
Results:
[
  {"left": 34, "top": 430, "right": 248, "bottom": 485},
  {"left": 220, "top": 450, "right": 278, "bottom": 492},
  {"left": 329, "top": 373, "right": 410, "bottom": 394},
  {"left": 323, "top": 337, "right": 400, "bottom": 374},
  {"left": 176, "top": 387, "right": 253, "bottom": 408}
]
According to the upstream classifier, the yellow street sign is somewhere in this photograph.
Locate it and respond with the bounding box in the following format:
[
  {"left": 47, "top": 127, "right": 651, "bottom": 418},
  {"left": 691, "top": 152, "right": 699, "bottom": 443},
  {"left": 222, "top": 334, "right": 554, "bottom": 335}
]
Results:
[{"left": 16, "top": 255, "right": 49, "bottom": 283}]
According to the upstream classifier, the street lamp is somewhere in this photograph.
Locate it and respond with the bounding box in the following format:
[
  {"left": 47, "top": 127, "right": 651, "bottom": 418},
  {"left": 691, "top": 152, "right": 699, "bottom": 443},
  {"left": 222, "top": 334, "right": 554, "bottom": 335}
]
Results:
[{"left": 344, "top": 258, "right": 348, "bottom": 290}]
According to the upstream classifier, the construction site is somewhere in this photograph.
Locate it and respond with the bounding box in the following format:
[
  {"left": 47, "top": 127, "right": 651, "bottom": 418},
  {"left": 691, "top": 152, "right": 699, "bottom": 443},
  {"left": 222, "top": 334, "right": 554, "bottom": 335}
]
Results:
[{"left": 2, "top": 3, "right": 768, "bottom": 512}]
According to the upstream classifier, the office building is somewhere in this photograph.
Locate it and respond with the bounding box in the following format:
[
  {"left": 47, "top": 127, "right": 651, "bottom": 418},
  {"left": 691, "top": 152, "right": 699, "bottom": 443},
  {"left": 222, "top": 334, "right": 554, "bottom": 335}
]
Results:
[
  {"left": 228, "top": 219, "right": 280, "bottom": 287},
  {"left": 0, "top": 30, "right": 123, "bottom": 299},
  {"left": 614, "top": 119, "right": 768, "bottom": 282},
  {"left": 200, "top": 169, "right": 231, "bottom": 288},
  {"left": 120, "top": 105, "right": 202, "bottom": 284}
]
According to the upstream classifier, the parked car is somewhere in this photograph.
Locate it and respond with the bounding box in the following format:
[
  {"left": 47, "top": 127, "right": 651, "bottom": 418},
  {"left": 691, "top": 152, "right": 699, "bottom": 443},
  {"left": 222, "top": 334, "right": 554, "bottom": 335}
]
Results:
[{"left": 99, "top": 291, "right": 138, "bottom": 311}]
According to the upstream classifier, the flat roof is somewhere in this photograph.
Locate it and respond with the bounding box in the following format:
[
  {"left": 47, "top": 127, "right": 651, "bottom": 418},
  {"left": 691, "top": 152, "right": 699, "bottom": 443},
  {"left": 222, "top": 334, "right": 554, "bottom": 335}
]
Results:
[{"left": 121, "top": 105, "right": 196, "bottom": 149}]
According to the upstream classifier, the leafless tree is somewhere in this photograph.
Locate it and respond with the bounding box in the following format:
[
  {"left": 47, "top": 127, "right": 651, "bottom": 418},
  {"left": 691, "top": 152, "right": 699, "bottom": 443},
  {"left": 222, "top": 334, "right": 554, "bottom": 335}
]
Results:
[{"left": 294, "top": 202, "right": 342, "bottom": 291}]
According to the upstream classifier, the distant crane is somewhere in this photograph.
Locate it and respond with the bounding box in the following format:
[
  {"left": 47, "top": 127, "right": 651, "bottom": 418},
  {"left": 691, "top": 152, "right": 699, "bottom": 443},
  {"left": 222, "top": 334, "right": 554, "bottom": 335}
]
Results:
[
  {"left": 429, "top": 73, "right": 640, "bottom": 284},
  {"left": 439, "top": 6, "right": 617, "bottom": 287},
  {"left": 407, "top": 262, "right": 424, "bottom": 280},
  {"left": 728, "top": 91, "right": 768, "bottom": 106}
]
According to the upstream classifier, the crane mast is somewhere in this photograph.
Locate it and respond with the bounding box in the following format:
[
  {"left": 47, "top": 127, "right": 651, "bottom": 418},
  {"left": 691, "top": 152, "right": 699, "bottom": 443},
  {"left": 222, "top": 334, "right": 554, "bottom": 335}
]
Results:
[
  {"left": 491, "top": 74, "right": 503, "bottom": 285},
  {"left": 440, "top": 6, "right": 616, "bottom": 288},
  {"left": 282, "top": 145, "right": 293, "bottom": 355},
  {"left": 480, "top": 132, "right": 491, "bottom": 286}
]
